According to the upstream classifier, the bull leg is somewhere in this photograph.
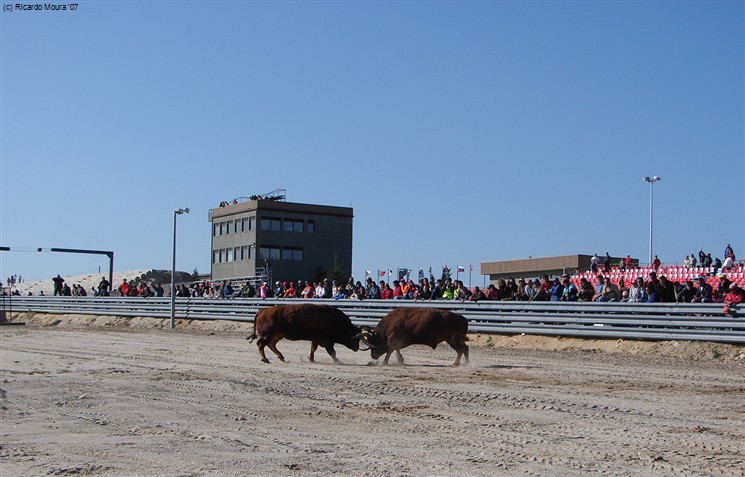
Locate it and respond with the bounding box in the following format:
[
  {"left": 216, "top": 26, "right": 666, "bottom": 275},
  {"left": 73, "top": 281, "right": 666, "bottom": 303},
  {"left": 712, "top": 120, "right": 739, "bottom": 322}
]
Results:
[
  {"left": 256, "top": 337, "right": 271, "bottom": 364},
  {"left": 324, "top": 344, "right": 342, "bottom": 365},
  {"left": 382, "top": 350, "right": 394, "bottom": 365},
  {"left": 395, "top": 350, "right": 404, "bottom": 365},
  {"left": 309, "top": 342, "right": 318, "bottom": 362},
  {"left": 449, "top": 339, "right": 469, "bottom": 366},
  {"left": 266, "top": 337, "right": 286, "bottom": 362}
]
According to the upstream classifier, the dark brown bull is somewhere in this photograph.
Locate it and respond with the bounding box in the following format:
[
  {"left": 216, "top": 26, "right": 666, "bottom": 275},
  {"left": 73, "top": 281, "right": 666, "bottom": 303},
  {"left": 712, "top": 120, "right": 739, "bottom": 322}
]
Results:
[
  {"left": 247, "top": 304, "right": 362, "bottom": 364},
  {"left": 358, "top": 307, "right": 469, "bottom": 366}
]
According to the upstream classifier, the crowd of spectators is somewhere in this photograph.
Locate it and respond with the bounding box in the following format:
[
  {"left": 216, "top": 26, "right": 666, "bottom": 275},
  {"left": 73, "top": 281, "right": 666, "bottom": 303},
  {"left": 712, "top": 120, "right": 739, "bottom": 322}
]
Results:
[{"left": 5, "top": 244, "right": 742, "bottom": 311}]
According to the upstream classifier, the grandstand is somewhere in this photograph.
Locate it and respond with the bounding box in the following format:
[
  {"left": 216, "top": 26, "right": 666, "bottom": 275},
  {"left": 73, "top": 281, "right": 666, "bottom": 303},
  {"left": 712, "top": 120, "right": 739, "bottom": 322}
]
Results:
[{"left": 573, "top": 264, "right": 745, "bottom": 289}]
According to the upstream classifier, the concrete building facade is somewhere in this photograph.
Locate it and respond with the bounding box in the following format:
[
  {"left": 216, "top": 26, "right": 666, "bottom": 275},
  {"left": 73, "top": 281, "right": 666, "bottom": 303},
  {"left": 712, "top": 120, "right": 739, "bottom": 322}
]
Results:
[
  {"left": 209, "top": 195, "right": 353, "bottom": 284},
  {"left": 481, "top": 254, "right": 637, "bottom": 283}
]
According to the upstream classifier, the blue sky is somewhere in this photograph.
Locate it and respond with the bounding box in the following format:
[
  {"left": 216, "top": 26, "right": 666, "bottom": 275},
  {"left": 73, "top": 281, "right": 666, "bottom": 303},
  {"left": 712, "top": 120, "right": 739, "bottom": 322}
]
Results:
[{"left": 1, "top": 1, "right": 743, "bottom": 284}]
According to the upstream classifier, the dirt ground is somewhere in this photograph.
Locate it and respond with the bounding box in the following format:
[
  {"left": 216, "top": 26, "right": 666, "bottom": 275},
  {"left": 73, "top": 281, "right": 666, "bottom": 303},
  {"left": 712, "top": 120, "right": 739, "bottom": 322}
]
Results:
[{"left": 1, "top": 313, "right": 744, "bottom": 476}]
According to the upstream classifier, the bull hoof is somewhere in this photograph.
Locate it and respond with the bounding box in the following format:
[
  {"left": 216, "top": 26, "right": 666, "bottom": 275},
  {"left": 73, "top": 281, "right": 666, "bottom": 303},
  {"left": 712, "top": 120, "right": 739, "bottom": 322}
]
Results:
[{"left": 261, "top": 359, "right": 270, "bottom": 364}]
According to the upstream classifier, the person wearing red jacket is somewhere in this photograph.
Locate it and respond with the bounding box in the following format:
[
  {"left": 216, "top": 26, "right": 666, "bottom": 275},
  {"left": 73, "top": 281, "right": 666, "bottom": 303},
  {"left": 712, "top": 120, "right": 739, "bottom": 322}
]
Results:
[{"left": 723, "top": 283, "right": 745, "bottom": 317}]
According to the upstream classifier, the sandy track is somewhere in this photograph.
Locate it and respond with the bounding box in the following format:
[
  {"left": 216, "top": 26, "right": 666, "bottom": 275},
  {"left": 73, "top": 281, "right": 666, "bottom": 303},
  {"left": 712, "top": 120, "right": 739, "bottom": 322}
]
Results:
[{"left": 1, "top": 327, "right": 744, "bottom": 477}]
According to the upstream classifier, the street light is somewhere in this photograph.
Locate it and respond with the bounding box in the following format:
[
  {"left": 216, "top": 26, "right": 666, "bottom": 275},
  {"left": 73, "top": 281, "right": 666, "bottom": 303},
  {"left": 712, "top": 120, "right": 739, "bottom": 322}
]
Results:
[
  {"left": 170, "top": 207, "right": 190, "bottom": 329},
  {"left": 642, "top": 176, "right": 661, "bottom": 266}
]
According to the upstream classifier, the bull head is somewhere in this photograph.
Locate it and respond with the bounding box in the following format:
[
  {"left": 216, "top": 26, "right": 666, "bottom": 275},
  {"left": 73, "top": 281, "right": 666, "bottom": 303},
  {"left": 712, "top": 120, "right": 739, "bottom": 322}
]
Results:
[{"left": 353, "top": 329, "right": 385, "bottom": 358}]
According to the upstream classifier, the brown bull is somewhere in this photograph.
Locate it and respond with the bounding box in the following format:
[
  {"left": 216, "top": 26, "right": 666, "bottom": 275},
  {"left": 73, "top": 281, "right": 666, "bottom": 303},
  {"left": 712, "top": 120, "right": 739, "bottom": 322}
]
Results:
[
  {"left": 247, "top": 304, "right": 362, "bottom": 364},
  {"left": 358, "top": 307, "right": 469, "bottom": 366}
]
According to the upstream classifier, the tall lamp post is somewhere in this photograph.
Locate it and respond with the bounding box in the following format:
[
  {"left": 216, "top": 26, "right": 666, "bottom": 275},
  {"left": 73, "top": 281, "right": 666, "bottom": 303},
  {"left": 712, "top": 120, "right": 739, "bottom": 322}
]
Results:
[
  {"left": 642, "top": 176, "right": 661, "bottom": 266},
  {"left": 170, "top": 207, "right": 190, "bottom": 329}
]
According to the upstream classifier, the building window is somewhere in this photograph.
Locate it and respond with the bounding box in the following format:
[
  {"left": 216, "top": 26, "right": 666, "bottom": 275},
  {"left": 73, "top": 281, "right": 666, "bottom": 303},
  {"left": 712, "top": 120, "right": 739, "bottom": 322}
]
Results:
[
  {"left": 213, "top": 250, "right": 219, "bottom": 264},
  {"left": 213, "top": 224, "right": 220, "bottom": 237},
  {"left": 260, "top": 218, "right": 281, "bottom": 232},
  {"left": 227, "top": 248, "right": 234, "bottom": 262},
  {"left": 259, "top": 246, "right": 280, "bottom": 261},
  {"left": 284, "top": 219, "right": 303, "bottom": 233},
  {"left": 282, "top": 247, "right": 303, "bottom": 262},
  {"left": 226, "top": 221, "right": 232, "bottom": 234},
  {"left": 307, "top": 220, "right": 315, "bottom": 234},
  {"left": 249, "top": 216, "right": 255, "bottom": 231}
]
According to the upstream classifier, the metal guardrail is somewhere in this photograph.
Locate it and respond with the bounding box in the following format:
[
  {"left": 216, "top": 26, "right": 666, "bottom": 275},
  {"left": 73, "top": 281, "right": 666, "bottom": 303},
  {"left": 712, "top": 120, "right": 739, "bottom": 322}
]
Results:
[{"left": 3, "top": 296, "right": 743, "bottom": 345}]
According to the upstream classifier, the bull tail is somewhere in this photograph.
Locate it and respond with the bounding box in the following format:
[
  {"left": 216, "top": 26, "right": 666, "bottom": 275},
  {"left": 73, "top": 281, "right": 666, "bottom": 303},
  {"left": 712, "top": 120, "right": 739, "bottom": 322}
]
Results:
[{"left": 247, "top": 310, "right": 261, "bottom": 342}]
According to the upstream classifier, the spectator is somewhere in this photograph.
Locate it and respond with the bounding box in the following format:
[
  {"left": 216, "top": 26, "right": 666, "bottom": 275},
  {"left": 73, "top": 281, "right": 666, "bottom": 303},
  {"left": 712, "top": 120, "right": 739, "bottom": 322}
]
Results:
[
  {"left": 98, "top": 276, "right": 111, "bottom": 296},
  {"left": 223, "top": 280, "right": 235, "bottom": 299},
  {"left": 485, "top": 284, "right": 500, "bottom": 300},
  {"left": 590, "top": 254, "right": 600, "bottom": 273},
  {"left": 495, "top": 279, "right": 510, "bottom": 301},
  {"left": 624, "top": 255, "right": 632, "bottom": 270},
  {"left": 331, "top": 280, "right": 342, "bottom": 298},
  {"left": 592, "top": 275, "right": 605, "bottom": 302},
  {"left": 530, "top": 280, "right": 549, "bottom": 301},
  {"left": 53, "top": 274, "right": 65, "bottom": 296},
  {"left": 283, "top": 282, "right": 296, "bottom": 298},
  {"left": 715, "top": 274, "right": 731, "bottom": 302},
  {"left": 274, "top": 281, "right": 285, "bottom": 298},
  {"left": 118, "top": 279, "right": 130, "bottom": 296},
  {"left": 644, "top": 284, "right": 659, "bottom": 302},
  {"left": 380, "top": 281, "right": 393, "bottom": 299},
  {"left": 297, "top": 281, "right": 312, "bottom": 299},
  {"left": 676, "top": 281, "right": 697, "bottom": 303},
  {"left": 430, "top": 279, "right": 443, "bottom": 300},
  {"left": 560, "top": 276, "right": 578, "bottom": 301},
  {"left": 578, "top": 278, "right": 595, "bottom": 301},
  {"left": 454, "top": 281, "right": 471, "bottom": 301},
  {"left": 442, "top": 280, "right": 456, "bottom": 300},
  {"left": 603, "top": 252, "right": 611, "bottom": 273},
  {"left": 627, "top": 277, "right": 645, "bottom": 302},
  {"left": 618, "top": 278, "right": 628, "bottom": 297},
  {"left": 392, "top": 280, "right": 404, "bottom": 299},
  {"left": 723, "top": 283, "right": 744, "bottom": 307},
  {"left": 333, "top": 286, "right": 346, "bottom": 300},
  {"left": 548, "top": 277, "right": 564, "bottom": 301},
  {"left": 692, "top": 277, "right": 713, "bottom": 303},
  {"left": 314, "top": 281, "right": 325, "bottom": 299},
  {"left": 468, "top": 286, "right": 487, "bottom": 302},
  {"left": 515, "top": 278, "right": 529, "bottom": 301},
  {"left": 722, "top": 255, "right": 735, "bottom": 271},
  {"left": 658, "top": 275, "right": 676, "bottom": 303},
  {"left": 599, "top": 277, "right": 620, "bottom": 302},
  {"left": 651, "top": 255, "right": 661, "bottom": 271},
  {"left": 416, "top": 279, "right": 431, "bottom": 300},
  {"left": 724, "top": 243, "right": 735, "bottom": 261}
]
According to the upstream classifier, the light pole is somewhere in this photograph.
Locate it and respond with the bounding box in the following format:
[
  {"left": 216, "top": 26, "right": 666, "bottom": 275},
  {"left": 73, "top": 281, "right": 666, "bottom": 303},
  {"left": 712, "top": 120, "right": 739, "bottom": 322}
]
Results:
[
  {"left": 642, "top": 176, "right": 661, "bottom": 266},
  {"left": 170, "top": 207, "right": 190, "bottom": 329}
]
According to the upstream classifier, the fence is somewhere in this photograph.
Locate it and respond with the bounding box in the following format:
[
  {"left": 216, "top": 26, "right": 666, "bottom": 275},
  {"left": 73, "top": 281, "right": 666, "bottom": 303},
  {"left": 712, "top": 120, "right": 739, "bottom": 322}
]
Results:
[{"left": 3, "top": 295, "right": 743, "bottom": 345}]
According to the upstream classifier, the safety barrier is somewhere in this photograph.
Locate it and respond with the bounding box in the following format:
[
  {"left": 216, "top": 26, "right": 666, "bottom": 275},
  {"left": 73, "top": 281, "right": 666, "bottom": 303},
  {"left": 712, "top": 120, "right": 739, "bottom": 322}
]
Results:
[{"left": 2, "top": 296, "right": 743, "bottom": 344}]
